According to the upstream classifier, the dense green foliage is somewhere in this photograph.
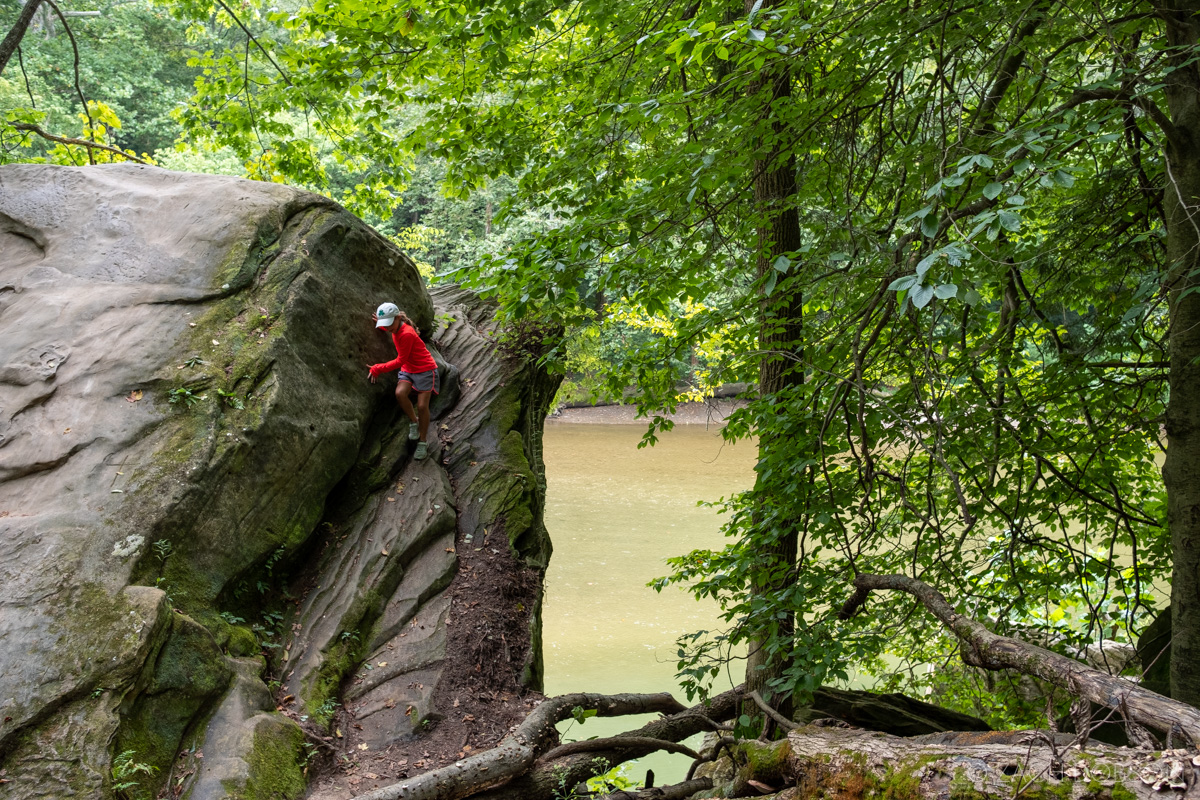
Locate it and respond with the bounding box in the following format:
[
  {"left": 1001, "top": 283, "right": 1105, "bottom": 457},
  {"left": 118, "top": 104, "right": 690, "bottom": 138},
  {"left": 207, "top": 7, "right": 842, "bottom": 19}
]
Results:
[{"left": 5, "top": 0, "right": 1196, "bottom": 728}]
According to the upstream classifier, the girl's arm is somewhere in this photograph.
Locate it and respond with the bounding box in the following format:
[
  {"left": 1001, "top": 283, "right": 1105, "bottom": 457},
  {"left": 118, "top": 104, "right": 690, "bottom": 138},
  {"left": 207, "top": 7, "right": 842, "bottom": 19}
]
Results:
[{"left": 368, "top": 328, "right": 413, "bottom": 377}]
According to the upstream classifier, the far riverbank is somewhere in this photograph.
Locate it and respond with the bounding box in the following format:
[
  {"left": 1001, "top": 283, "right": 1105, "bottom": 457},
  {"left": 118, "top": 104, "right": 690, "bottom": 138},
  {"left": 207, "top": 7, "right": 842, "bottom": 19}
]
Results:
[{"left": 547, "top": 397, "right": 747, "bottom": 425}]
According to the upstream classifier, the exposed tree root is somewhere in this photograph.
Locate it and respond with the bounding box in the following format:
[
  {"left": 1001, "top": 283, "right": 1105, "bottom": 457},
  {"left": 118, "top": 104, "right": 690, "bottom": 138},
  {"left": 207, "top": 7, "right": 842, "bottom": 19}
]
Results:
[
  {"left": 840, "top": 573, "right": 1200, "bottom": 744},
  {"left": 352, "top": 692, "right": 686, "bottom": 800},
  {"left": 471, "top": 687, "right": 743, "bottom": 800},
  {"left": 593, "top": 778, "right": 714, "bottom": 799}
]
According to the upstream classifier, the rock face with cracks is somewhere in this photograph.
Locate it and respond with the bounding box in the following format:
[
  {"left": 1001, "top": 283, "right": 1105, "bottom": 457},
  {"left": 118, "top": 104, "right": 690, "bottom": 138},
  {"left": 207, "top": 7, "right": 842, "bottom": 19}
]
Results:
[{"left": 0, "top": 164, "right": 557, "bottom": 799}]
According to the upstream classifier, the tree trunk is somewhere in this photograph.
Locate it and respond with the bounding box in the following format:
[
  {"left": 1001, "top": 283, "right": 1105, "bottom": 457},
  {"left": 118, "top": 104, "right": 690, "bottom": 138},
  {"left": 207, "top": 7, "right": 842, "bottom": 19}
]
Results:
[
  {"left": 0, "top": 0, "right": 43, "bottom": 77},
  {"left": 745, "top": 0, "right": 804, "bottom": 724},
  {"left": 1160, "top": 0, "right": 1200, "bottom": 711}
]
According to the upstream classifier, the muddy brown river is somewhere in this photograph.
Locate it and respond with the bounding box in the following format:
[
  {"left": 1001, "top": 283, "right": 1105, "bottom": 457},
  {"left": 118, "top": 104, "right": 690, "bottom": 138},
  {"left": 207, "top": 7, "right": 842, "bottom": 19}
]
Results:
[{"left": 541, "top": 420, "right": 757, "bottom": 784}]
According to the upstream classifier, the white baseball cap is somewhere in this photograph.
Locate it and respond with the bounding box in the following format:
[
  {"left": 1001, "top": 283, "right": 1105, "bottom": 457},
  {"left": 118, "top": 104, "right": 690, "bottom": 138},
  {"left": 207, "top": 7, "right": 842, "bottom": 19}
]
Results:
[{"left": 375, "top": 301, "right": 400, "bottom": 328}]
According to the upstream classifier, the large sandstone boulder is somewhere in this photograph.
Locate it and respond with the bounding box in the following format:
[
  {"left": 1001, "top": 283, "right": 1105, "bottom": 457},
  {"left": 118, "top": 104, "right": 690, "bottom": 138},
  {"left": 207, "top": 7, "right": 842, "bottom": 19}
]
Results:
[{"left": 0, "top": 164, "right": 557, "bottom": 799}]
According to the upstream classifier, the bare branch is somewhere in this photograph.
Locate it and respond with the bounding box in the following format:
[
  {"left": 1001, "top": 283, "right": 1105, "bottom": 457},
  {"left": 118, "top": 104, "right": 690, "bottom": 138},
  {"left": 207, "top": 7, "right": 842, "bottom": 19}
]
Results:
[
  {"left": 542, "top": 736, "right": 700, "bottom": 761},
  {"left": 10, "top": 122, "right": 148, "bottom": 164},
  {"left": 749, "top": 690, "right": 799, "bottom": 732}
]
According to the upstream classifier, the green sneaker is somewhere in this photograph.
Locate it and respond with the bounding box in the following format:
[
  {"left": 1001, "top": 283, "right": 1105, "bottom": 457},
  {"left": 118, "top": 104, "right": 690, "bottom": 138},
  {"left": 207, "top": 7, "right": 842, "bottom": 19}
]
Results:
[
  {"left": 414, "top": 441, "right": 428, "bottom": 461},
  {"left": 408, "top": 422, "right": 419, "bottom": 441}
]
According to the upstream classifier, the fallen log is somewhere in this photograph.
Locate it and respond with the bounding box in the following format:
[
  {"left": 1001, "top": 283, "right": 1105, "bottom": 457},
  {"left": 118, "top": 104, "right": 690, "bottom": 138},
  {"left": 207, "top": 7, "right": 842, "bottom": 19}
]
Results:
[
  {"left": 840, "top": 574, "right": 1200, "bottom": 744},
  {"left": 353, "top": 692, "right": 685, "bottom": 800},
  {"left": 693, "top": 725, "right": 1200, "bottom": 800}
]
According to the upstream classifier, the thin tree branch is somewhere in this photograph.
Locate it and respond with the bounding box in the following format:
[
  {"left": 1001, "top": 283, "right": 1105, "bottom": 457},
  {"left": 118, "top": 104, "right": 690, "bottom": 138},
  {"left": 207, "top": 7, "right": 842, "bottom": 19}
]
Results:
[
  {"left": 10, "top": 122, "right": 148, "bottom": 164},
  {"left": 43, "top": 0, "right": 95, "bottom": 162},
  {"left": 749, "top": 690, "right": 799, "bottom": 732},
  {"left": 542, "top": 736, "right": 700, "bottom": 761}
]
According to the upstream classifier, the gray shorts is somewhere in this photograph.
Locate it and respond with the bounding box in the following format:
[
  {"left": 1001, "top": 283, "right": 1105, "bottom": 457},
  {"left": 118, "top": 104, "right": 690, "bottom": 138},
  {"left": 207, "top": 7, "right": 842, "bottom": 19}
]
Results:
[{"left": 398, "top": 368, "right": 438, "bottom": 394}]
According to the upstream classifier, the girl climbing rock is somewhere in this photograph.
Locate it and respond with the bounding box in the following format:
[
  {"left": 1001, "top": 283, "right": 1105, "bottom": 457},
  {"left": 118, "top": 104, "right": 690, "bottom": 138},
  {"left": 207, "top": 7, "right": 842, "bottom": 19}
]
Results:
[{"left": 368, "top": 302, "right": 439, "bottom": 461}]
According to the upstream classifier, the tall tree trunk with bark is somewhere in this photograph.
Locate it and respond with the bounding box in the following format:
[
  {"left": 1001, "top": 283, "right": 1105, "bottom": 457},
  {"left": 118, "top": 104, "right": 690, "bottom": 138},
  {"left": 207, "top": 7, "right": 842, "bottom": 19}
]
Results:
[
  {"left": 744, "top": 0, "right": 804, "bottom": 725},
  {"left": 1161, "top": 0, "right": 1200, "bottom": 711},
  {"left": 0, "top": 0, "right": 43, "bottom": 77}
]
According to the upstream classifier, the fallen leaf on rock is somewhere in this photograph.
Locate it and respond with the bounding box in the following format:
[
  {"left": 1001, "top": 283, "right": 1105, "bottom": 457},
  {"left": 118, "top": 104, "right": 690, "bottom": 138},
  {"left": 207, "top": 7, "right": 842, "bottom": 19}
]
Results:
[
  {"left": 358, "top": 743, "right": 369, "bottom": 751},
  {"left": 378, "top": 661, "right": 387, "bottom": 668},
  {"left": 452, "top": 699, "right": 460, "bottom": 708},
  {"left": 445, "top": 547, "right": 455, "bottom": 553},
  {"left": 381, "top": 549, "right": 389, "bottom": 556},
  {"left": 365, "top": 772, "right": 379, "bottom": 780},
  {"left": 387, "top": 497, "right": 395, "bottom": 502},
  {"left": 63, "top": 428, "right": 71, "bottom": 434},
  {"left": 335, "top": 728, "right": 343, "bottom": 738},
  {"left": 126, "top": 390, "right": 143, "bottom": 403}
]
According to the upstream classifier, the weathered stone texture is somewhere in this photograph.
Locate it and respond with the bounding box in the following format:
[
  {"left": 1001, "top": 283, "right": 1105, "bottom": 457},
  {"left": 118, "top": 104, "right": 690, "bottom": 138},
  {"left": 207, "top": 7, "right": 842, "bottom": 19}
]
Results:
[{"left": 0, "top": 164, "right": 550, "bottom": 799}]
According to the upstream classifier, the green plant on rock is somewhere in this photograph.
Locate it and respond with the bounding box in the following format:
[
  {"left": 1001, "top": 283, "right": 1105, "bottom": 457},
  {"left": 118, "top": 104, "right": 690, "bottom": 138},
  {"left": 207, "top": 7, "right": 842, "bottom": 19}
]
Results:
[
  {"left": 216, "top": 388, "right": 245, "bottom": 410},
  {"left": 111, "top": 749, "right": 157, "bottom": 799},
  {"left": 152, "top": 539, "right": 172, "bottom": 563},
  {"left": 312, "top": 698, "right": 340, "bottom": 726},
  {"left": 167, "top": 386, "right": 201, "bottom": 407}
]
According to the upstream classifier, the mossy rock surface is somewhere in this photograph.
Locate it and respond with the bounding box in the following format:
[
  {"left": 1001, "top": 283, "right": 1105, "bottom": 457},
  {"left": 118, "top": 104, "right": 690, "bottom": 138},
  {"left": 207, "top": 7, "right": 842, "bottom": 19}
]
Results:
[
  {"left": 0, "top": 164, "right": 429, "bottom": 796},
  {"left": 0, "top": 166, "right": 560, "bottom": 799}
]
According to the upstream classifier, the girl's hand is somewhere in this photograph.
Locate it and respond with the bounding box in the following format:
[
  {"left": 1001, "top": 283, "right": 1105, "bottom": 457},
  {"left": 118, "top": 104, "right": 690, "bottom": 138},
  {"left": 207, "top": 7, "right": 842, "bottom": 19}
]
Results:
[{"left": 368, "top": 364, "right": 378, "bottom": 383}]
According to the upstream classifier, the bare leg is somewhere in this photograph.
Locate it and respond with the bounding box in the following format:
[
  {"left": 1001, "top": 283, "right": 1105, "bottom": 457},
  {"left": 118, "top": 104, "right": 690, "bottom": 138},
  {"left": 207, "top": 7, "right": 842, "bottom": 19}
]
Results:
[
  {"left": 416, "top": 391, "right": 432, "bottom": 442},
  {"left": 395, "top": 381, "right": 418, "bottom": 424}
]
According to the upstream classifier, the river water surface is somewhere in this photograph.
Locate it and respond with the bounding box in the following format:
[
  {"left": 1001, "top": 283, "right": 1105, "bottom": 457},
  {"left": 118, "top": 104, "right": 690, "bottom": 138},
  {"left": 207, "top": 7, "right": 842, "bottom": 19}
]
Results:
[{"left": 541, "top": 421, "right": 757, "bottom": 783}]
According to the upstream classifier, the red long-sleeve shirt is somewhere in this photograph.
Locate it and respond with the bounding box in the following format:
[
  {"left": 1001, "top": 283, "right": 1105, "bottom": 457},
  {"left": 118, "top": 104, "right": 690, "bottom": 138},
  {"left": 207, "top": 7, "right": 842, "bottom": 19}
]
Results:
[{"left": 373, "top": 324, "right": 436, "bottom": 375}]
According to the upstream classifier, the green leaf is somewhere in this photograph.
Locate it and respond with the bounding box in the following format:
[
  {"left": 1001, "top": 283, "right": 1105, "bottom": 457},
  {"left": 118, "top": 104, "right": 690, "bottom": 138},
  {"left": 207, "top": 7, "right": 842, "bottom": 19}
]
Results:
[
  {"left": 983, "top": 182, "right": 1004, "bottom": 200},
  {"left": 934, "top": 283, "right": 958, "bottom": 299},
  {"left": 910, "top": 283, "right": 935, "bottom": 309},
  {"left": 921, "top": 214, "right": 939, "bottom": 238},
  {"left": 1052, "top": 169, "right": 1075, "bottom": 188},
  {"left": 998, "top": 210, "right": 1021, "bottom": 232},
  {"left": 773, "top": 255, "right": 791, "bottom": 273}
]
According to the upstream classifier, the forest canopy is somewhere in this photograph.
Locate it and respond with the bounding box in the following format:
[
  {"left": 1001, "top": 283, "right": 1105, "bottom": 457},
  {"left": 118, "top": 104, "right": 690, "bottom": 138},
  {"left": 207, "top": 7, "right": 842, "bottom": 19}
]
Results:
[{"left": 4, "top": 0, "right": 1199, "bottom": 735}]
